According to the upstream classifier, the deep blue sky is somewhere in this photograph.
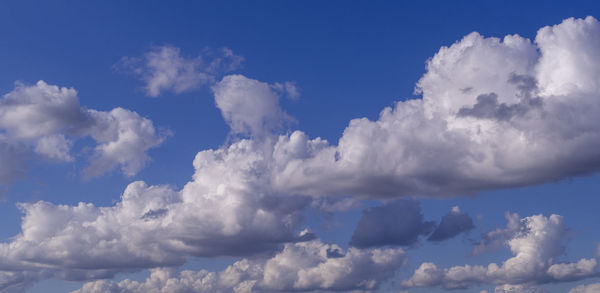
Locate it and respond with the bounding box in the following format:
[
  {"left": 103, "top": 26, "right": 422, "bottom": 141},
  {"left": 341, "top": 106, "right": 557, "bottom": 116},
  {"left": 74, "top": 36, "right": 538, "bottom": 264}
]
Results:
[{"left": 0, "top": 1, "right": 599, "bottom": 292}]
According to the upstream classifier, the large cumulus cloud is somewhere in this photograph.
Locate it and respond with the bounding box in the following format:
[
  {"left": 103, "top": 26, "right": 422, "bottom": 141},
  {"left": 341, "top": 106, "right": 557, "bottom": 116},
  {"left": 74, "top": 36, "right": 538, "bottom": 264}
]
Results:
[
  {"left": 270, "top": 16, "right": 600, "bottom": 198},
  {"left": 0, "top": 138, "right": 311, "bottom": 288}
]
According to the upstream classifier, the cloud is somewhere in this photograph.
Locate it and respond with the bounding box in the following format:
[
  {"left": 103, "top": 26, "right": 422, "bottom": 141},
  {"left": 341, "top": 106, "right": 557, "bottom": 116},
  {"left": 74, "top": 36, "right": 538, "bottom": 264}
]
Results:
[
  {"left": 269, "top": 16, "right": 600, "bottom": 199},
  {"left": 118, "top": 45, "right": 243, "bottom": 97},
  {"left": 349, "top": 200, "right": 434, "bottom": 248},
  {"left": 212, "top": 75, "right": 293, "bottom": 138},
  {"left": 472, "top": 212, "right": 523, "bottom": 255},
  {"left": 82, "top": 108, "right": 168, "bottom": 177},
  {"left": 349, "top": 202, "right": 474, "bottom": 248},
  {"left": 493, "top": 284, "right": 542, "bottom": 293},
  {"left": 0, "top": 137, "right": 312, "bottom": 289},
  {"left": 0, "top": 81, "right": 168, "bottom": 186},
  {"left": 569, "top": 283, "right": 600, "bottom": 293},
  {"left": 73, "top": 238, "right": 406, "bottom": 293},
  {"left": 401, "top": 213, "right": 598, "bottom": 290},
  {"left": 3, "top": 16, "right": 600, "bottom": 291},
  {"left": 428, "top": 206, "right": 475, "bottom": 242}
]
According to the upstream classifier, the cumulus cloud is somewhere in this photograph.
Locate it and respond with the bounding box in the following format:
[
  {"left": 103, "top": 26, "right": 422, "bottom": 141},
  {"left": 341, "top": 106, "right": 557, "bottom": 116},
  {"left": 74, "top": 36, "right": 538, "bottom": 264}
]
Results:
[
  {"left": 0, "top": 137, "right": 313, "bottom": 289},
  {"left": 73, "top": 238, "right": 406, "bottom": 293},
  {"left": 118, "top": 45, "right": 243, "bottom": 97},
  {"left": 268, "top": 16, "right": 600, "bottom": 199},
  {"left": 212, "top": 75, "right": 294, "bottom": 138},
  {"left": 472, "top": 212, "right": 523, "bottom": 255},
  {"left": 401, "top": 213, "right": 598, "bottom": 290},
  {"left": 0, "top": 81, "right": 167, "bottom": 185}
]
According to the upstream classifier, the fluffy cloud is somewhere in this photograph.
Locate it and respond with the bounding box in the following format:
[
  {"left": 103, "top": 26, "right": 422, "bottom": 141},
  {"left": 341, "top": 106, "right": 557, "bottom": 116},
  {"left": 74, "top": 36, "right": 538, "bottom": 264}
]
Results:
[
  {"left": 401, "top": 213, "right": 598, "bottom": 290},
  {"left": 0, "top": 81, "right": 167, "bottom": 186},
  {"left": 268, "top": 16, "right": 600, "bottom": 199},
  {"left": 118, "top": 45, "right": 243, "bottom": 97},
  {"left": 73, "top": 239, "right": 406, "bottom": 293},
  {"left": 472, "top": 212, "right": 523, "bottom": 255},
  {"left": 212, "top": 75, "right": 294, "bottom": 138},
  {"left": 0, "top": 137, "right": 311, "bottom": 289}
]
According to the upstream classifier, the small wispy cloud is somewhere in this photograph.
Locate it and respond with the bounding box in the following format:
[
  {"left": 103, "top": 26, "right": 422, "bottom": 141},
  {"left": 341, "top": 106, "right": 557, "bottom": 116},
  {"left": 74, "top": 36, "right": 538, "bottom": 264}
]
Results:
[{"left": 116, "top": 45, "right": 244, "bottom": 97}]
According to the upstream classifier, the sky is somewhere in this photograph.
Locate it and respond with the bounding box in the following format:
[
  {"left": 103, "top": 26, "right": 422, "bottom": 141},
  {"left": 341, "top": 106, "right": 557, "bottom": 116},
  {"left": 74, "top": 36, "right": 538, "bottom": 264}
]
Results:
[{"left": 0, "top": 1, "right": 600, "bottom": 293}]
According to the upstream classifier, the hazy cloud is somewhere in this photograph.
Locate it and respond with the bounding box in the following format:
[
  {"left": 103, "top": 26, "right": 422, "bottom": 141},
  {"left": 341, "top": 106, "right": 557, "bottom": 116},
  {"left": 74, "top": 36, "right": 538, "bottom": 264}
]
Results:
[
  {"left": 428, "top": 206, "right": 475, "bottom": 242},
  {"left": 349, "top": 200, "right": 434, "bottom": 248},
  {"left": 569, "top": 283, "right": 600, "bottom": 293},
  {"left": 118, "top": 45, "right": 243, "bottom": 97}
]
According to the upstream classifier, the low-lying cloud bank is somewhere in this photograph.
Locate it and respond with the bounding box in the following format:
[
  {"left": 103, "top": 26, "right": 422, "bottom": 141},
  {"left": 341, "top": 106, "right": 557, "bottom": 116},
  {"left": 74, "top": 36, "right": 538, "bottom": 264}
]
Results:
[
  {"left": 401, "top": 213, "right": 599, "bottom": 290},
  {"left": 72, "top": 238, "right": 406, "bottom": 293}
]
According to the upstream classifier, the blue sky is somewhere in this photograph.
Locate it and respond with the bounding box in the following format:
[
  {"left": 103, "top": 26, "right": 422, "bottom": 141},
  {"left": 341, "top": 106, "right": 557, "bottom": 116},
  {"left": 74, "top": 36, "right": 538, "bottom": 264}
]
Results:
[{"left": 1, "top": 1, "right": 600, "bottom": 293}]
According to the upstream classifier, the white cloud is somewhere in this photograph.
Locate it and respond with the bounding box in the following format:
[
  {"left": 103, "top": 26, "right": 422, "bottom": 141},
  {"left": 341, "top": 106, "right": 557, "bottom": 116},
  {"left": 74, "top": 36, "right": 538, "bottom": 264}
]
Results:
[
  {"left": 212, "top": 75, "right": 293, "bottom": 138},
  {"left": 493, "top": 284, "right": 542, "bottom": 293},
  {"left": 118, "top": 45, "right": 243, "bottom": 97},
  {"left": 0, "top": 81, "right": 168, "bottom": 185},
  {"left": 73, "top": 239, "right": 406, "bottom": 293},
  {"left": 83, "top": 108, "right": 168, "bottom": 177},
  {"left": 0, "top": 137, "right": 311, "bottom": 289},
  {"left": 267, "top": 16, "right": 600, "bottom": 199},
  {"left": 401, "top": 213, "right": 598, "bottom": 290}
]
